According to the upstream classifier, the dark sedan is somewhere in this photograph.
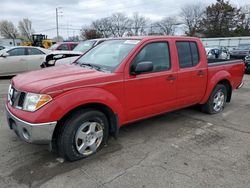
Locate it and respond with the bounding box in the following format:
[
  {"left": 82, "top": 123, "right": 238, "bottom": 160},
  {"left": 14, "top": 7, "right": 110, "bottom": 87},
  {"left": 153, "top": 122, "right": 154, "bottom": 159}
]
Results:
[{"left": 230, "top": 44, "right": 250, "bottom": 59}]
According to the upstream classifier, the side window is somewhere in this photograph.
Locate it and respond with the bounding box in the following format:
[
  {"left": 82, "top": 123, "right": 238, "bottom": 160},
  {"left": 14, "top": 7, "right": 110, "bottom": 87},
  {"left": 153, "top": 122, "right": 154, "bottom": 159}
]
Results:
[
  {"left": 27, "top": 48, "right": 44, "bottom": 55},
  {"left": 176, "top": 41, "right": 200, "bottom": 68},
  {"left": 8, "top": 48, "right": 26, "bottom": 56},
  {"left": 190, "top": 42, "right": 199, "bottom": 66},
  {"left": 57, "top": 44, "right": 69, "bottom": 50},
  {"left": 70, "top": 44, "right": 78, "bottom": 50},
  {"left": 131, "top": 42, "right": 171, "bottom": 73}
]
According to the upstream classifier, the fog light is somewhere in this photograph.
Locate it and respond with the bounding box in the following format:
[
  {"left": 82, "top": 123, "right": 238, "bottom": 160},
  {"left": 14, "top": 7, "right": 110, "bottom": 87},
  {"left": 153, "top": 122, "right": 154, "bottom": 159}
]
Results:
[{"left": 22, "top": 128, "right": 30, "bottom": 140}]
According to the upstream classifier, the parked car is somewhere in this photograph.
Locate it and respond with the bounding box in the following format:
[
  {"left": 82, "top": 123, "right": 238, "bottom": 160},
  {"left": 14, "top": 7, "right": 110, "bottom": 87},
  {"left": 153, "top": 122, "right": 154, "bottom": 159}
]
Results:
[
  {"left": 48, "top": 42, "right": 79, "bottom": 51},
  {"left": 230, "top": 44, "right": 250, "bottom": 59},
  {"left": 0, "top": 45, "right": 6, "bottom": 50},
  {"left": 41, "top": 39, "right": 106, "bottom": 68},
  {"left": 207, "top": 47, "right": 230, "bottom": 60},
  {"left": 0, "top": 46, "right": 50, "bottom": 76},
  {"left": 5, "top": 36, "right": 244, "bottom": 161},
  {"left": 244, "top": 55, "right": 250, "bottom": 74}
]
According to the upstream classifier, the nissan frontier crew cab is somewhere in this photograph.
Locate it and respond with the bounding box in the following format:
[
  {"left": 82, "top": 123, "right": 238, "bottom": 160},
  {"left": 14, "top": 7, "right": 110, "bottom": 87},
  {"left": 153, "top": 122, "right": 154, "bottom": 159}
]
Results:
[{"left": 5, "top": 36, "right": 245, "bottom": 161}]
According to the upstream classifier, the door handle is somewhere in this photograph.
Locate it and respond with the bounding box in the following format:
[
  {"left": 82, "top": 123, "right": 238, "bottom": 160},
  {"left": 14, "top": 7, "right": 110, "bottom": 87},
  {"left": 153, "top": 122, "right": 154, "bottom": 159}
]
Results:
[
  {"left": 197, "top": 70, "right": 205, "bottom": 76},
  {"left": 166, "top": 75, "right": 176, "bottom": 81}
]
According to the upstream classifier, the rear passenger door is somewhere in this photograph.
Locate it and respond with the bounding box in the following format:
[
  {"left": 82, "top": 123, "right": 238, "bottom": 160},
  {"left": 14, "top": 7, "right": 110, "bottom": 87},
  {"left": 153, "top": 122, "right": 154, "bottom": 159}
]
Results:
[
  {"left": 176, "top": 41, "right": 207, "bottom": 107},
  {"left": 26, "top": 48, "right": 45, "bottom": 71}
]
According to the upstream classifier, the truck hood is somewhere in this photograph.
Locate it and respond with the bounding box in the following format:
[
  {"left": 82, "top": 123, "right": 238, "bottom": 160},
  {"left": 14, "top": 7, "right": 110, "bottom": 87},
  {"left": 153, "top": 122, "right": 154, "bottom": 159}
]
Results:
[{"left": 12, "top": 64, "right": 110, "bottom": 94}]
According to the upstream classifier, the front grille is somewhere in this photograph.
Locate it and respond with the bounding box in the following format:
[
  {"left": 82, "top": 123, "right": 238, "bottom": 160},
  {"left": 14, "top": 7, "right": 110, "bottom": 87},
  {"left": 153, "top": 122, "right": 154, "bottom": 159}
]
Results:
[
  {"left": 17, "top": 92, "right": 26, "bottom": 107},
  {"left": 9, "top": 86, "right": 26, "bottom": 109}
]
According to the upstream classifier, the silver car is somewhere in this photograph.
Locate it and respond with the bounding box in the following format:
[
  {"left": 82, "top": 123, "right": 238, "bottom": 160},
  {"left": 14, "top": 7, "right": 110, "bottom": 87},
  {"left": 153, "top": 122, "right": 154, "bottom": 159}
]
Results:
[{"left": 0, "top": 46, "right": 50, "bottom": 76}]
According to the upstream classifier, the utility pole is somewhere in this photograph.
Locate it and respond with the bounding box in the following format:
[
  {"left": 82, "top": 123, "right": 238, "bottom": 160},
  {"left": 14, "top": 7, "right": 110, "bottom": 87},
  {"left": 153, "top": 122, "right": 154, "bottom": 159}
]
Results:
[
  {"left": 56, "top": 8, "right": 59, "bottom": 42},
  {"left": 56, "top": 7, "right": 62, "bottom": 42}
]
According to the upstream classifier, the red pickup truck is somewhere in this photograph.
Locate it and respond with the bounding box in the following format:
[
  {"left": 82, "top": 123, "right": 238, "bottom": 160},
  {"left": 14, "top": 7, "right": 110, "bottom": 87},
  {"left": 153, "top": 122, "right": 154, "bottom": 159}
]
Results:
[{"left": 5, "top": 36, "right": 244, "bottom": 161}]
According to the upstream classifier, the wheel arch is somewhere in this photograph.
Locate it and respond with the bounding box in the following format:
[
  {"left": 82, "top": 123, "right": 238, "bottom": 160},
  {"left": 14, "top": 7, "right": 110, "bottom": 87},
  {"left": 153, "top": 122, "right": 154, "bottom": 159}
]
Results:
[
  {"left": 200, "top": 70, "right": 233, "bottom": 104},
  {"left": 217, "top": 79, "right": 232, "bottom": 102},
  {"left": 51, "top": 102, "right": 120, "bottom": 151}
]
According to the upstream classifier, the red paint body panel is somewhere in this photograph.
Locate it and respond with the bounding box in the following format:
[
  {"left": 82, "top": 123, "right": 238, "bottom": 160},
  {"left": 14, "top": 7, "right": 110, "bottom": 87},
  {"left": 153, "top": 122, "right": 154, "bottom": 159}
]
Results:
[{"left": 8, "top": 36, "right": 245, "bottom": 127}]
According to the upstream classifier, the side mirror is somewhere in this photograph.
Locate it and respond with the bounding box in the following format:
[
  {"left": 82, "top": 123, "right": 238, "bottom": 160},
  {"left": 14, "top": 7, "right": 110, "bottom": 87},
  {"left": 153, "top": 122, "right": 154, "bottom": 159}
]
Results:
[
  {"left": 1, "top": 52, "right": 9, "bottom": 58},
  {"left": 132, "top": 61, "right": 153, "bottom": 75}
]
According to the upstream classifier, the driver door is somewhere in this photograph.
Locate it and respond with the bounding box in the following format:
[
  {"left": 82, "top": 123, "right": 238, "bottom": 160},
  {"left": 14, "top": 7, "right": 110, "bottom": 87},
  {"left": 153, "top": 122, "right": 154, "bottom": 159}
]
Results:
[{"left": 124, "top": 41, "right": 177, "bottom": 122}]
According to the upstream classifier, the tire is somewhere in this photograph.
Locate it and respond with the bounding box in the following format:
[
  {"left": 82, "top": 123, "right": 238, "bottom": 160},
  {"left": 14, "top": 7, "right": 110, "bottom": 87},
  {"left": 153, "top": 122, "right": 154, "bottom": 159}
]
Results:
[
  {"left": 57, "top": 109, "right": 109, "bottom": 161},
  {"left": 245, "top": 67, "right": 250, "bottom": 74},
  {"left": 202, "top": 84, "right": 227, "bottom": 114}
]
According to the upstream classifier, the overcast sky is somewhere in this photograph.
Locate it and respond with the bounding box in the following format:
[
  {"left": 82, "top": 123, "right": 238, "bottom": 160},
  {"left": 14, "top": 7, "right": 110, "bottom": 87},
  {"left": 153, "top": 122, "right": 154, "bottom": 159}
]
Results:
[{"left": 1, "top": 0, "right": 250, "bottom": 39}]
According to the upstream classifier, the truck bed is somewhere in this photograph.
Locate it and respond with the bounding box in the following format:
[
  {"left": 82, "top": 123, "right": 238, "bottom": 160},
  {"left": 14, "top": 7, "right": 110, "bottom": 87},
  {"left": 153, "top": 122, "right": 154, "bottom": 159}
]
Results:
[{"left": 208, "top": 58, "right": 243, "bottom": 67}]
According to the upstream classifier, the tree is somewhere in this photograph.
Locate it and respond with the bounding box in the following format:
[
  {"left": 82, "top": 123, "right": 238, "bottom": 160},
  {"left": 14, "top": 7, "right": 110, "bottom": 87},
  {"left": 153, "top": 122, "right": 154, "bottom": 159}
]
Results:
[
  {"left": 180, "top": 3, "right": 204, "bottom": 36},
  {"left": 92, "top": 17, "right": 113, "bottom": 37},
  {"left": 198, "top": 0, "right": 243, "bottom": 37},
  {"left": 18, "top": 18, "right": 34, "bottom": 42},
  {"left": 80, "top": 28, "right": 102, "bottom": 39},
  {"left": 153, "top": 17, "right": 178, "bottom": 35},
  {"left": 52, "top": 35, "right": 64, "bottom": 42},
  {"left": 130, "top": 12, "right": 148, "bottom": 36},
  {"left": 234, "top": 5, "right": 250, "bottom": 36},
  {"left": 109, "top": 13, "right": 132, "bottom": 37},
  {"left": 92, "top": 13, "right": 132, "bottom": 37},
  {"left": 0, "top": 20, "right": 19, "bottom": 45}
]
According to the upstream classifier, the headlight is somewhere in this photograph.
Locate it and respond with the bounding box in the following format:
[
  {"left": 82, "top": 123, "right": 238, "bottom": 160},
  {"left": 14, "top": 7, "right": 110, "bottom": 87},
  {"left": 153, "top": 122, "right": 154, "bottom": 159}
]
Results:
[
  {"left": 23, "top": 93, "right": 52, "bottom": 112},
  {"left": 48, "top": 59, "right": 56, "bottom": 65}
]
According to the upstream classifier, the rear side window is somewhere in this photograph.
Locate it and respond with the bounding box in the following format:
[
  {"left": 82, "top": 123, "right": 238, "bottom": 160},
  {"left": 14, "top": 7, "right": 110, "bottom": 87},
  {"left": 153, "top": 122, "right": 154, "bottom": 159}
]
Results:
[
  {"left": 57, "top": 44, "right": 69, "bottom": 50},
  {"left": 70, "top": 43, "right": 78, "bottom": 50},
  {"left": 176, "top": 41, "right": 199, "bottom": 68},
  {"left": 27, "top": 48, "right": 44, "bottom": 55}
]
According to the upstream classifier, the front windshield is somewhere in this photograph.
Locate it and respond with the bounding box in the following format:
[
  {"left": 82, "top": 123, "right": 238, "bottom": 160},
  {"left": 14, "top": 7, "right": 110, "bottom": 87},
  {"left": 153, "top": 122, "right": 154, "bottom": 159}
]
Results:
[
  {"left": 49, "top": 43, "right": 60, "bottom": 50},
  {"left": 73, "top": 40, "right": 95, "bottom": 52},
  {"left": 76, "top": 39, "right": 140, "bottom": 72}
]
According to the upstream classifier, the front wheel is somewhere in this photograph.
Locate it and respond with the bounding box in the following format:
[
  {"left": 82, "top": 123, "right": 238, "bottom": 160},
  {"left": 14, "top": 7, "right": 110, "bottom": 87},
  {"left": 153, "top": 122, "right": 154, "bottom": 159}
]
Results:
[
  {"left": 202, "top": 84, "right": 227, "bottom": 114},
  {"left": 57, "top": 109, "right": 109, "bottom": 161}
]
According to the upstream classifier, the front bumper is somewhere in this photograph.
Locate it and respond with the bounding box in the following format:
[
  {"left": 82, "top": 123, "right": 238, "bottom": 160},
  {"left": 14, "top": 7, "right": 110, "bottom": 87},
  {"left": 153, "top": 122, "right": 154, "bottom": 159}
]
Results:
[
  {"left": 237, "top": 81, "right": 244, "bottom": 89},
  {"left": 5, "top": 105, "right": 57, "bottom": 144}
]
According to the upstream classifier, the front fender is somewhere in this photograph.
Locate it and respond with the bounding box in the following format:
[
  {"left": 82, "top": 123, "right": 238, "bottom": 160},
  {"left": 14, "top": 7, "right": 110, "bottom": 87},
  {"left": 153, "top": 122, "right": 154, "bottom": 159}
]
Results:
[
  {"left": 200, "top": 70, "right": 232, "bottom": 104},
  {"left": 50, "top": 87, "right": 125, "bottom": 124},
  {"left": 8, "top": 87, "right": 125, "bottom": 125}
]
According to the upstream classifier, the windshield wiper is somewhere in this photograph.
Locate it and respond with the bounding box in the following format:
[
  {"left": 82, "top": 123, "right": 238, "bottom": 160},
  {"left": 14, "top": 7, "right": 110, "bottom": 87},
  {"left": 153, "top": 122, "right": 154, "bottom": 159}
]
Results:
[{"left": 80, "top": 62, "right": 102, "bottom": 71}]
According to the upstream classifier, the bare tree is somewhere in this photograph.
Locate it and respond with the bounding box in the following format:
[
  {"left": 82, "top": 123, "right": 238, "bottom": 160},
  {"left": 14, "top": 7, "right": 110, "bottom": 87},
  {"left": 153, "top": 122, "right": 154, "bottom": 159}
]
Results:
[
  {"left": 180, "top": 3, "right": 205, "bottom": 36},
  {"left": 130, "top": 12, "right": 148, "bottom": 36},
  {"left": 18, "top": 18, "right": 34, "bottom": 42},
  {"left": 92, "top": 17, "right": 113, "bottom": 37},
  {"left": 0, "top": 20, "right": 19, "bottom": 45},
  {"left": 80, "top": 26, "right": 102, "bottom": 40},
  {"left": 241, "top": 5, "right": 250, "bottom": 29},
  {"left": 154, "top": 17, "right": 178, "bottom": 35},
  {"left": 92, "top": 13, "right": 132, "bottom": 37},
  {"left": 110, "top": 13, "right": 132, "bottom": 37}
]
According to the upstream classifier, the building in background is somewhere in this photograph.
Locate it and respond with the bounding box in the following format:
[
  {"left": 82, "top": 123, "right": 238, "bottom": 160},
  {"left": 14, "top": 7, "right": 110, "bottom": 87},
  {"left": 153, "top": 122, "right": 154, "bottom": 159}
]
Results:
[
  {"left": 201, "top": 37, "right": 250, "bottom": 50},
  {"left": 0, "top": 38, "right": 22, "bottom": 47}
]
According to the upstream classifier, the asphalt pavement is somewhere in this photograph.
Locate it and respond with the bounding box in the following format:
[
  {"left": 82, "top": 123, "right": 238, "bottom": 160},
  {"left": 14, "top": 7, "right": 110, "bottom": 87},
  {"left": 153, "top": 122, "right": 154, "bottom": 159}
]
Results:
[{"left": 0, "top": 75, "right": 249, "bottom": 188}]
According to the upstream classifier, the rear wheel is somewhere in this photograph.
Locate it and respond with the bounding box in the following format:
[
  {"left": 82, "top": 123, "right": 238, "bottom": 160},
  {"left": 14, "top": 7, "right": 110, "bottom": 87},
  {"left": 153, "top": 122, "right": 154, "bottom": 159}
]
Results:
[
  {"left": 202, "top": 84, "right": 227, "bottom": 114},
  {"left": 245, "top": 66, "right": 250, "bottom": 74},
  {"left": 57, "top": 109, "right": 109, "bottom": 161}
]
